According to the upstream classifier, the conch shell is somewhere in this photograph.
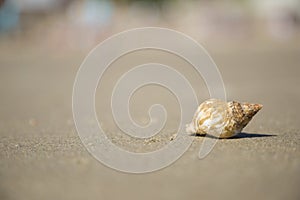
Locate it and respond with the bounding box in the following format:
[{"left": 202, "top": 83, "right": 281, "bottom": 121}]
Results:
[{"left": 186, "top": 99, "right": 262, "bottom": 138}]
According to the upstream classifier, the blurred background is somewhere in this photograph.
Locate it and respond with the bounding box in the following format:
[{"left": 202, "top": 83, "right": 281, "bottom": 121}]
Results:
[
  {"left": 0, "top": 0, "right": 300, "bottom": 50},
  {"left": 1, "top": 1, "right": 300, "bottom": 200}
]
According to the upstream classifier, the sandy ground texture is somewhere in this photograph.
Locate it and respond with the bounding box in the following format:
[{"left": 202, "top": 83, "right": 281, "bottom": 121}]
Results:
[{"left": 0, "top": 39, "right": 300, "bottom": 200}]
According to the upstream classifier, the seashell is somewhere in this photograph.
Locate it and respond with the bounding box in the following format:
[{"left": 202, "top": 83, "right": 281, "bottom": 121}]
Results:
[{"left": 186, "top": 99, "right": 262, "bottom": 138}]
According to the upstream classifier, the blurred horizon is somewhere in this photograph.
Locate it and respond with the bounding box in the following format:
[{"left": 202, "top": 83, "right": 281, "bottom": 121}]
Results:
[{"left": 0, "top": 0, "right": 299, "bottom": 53}]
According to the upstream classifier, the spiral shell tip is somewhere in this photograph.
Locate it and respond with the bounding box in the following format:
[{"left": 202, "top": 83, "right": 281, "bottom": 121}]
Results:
[{"left": 241, "top": 103, "right": 263, "bottom": 118}]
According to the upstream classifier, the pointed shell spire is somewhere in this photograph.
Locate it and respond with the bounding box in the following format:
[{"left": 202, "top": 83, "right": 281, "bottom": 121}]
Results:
[
  {"left": 186, "top": 99, "right": 262, "bottom": 138},
  {"left": 241, "top": 103, "right": 263, "bottom": 126}
]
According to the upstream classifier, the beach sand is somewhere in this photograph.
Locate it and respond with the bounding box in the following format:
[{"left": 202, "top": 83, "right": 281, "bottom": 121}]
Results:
[{"left": 0, "top": 40, "right": 299, "bottom": 200}]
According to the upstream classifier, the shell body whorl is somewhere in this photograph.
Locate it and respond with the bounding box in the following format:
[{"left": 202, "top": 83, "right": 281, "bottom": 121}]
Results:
[{"left": 186, "top": 99, "right": 262, "bottom": 138}]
